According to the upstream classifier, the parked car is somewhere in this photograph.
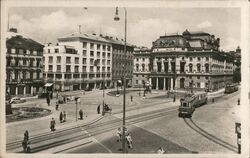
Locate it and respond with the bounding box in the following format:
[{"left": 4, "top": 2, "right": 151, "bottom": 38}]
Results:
[
  {"left": 10, "top": 97, "right": 26, "bottom": 104},
  {"left": 85, "top": 87, "right": 92, "bottom": 91}
]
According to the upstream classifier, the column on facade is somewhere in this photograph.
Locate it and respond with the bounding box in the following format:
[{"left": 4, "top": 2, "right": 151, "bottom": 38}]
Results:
[
  {"left": 161, "top": 58, "right": 165, "bottom": 72},
  {"left": 149, "top": 78, "right": 152, "bottom": 87},
  {"left": 156, "top": 77, "right": 159, "bottom": 90},
  {"left": 170, "top": 78, "right": 173, "bottom": 90},
  {"left": 31, "top": 86, "right": 33, "bottom": 96},
  {"left": 15, "top": 87, "right": 18, "bottom": 95},
  {"left": 7, "top": 87, "right": 10, "bottom": 94},
  {"left": 24, "top": 86, "right": 26, "bottom": 95},
  {"left": 163, "top": 77, "right": 166, "bottom": 90},
  {"left": 168, "top": 59, "right": 171, "bottom": 73},
  {"left": 153, "top": 58, "right": 157, "bottom": 71}
]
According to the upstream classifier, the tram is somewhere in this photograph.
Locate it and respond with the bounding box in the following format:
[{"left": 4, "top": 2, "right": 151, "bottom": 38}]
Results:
[
  {"left": 178, "top": 92, "right": 208, "bottom": 118},
  {"left": 224, "top": 83, "right": 238, "bottom": 94}
]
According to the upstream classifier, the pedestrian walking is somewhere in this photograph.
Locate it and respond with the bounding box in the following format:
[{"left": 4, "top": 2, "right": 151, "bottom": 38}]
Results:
[
  {"left": 238, "top": 98, "right": 240, "bottom": 105},
  {"left": 124, "top": 127, "right": 129, "bottom": 136},
  {"left": 26, "top": 140, "right": 31, "bottom": 153},
  {"left": 50, "top": 92, "right": 53, "bottom": 99},
  {"left": 50, "top": 118, "right": 56, "bottom": 131},
  {"left": 24, "top": 130, "right": 29, "bottom": 141},
  {"left": 157, "top": 147, "right": 165, "bottom": 154},
  {"left": 79, "top": 109, "right": 83, "bottom": 120},
  {"left": 56, "top": 101, "right": 59, "bottom": 111},
  {"left": 116, "top": 128, "right": 122, "bottom": 142},
  {"left": 97, "top": 104, "right": 100, "bottom": 114},
  {"left": 22, "top": 139, "right": 27, "bottom": 152},
  {"left": 63, "top": 96, "right": 66, "bottom": 103},
  {"left": 59, "top": 112, "right": 63, "bottom": 123},
  {"left": 46, "top": 96, "right": 50, "bottom": 106},
  {"left": 173, "top": 95, "right": 176, "bottom": 102},
  {"left": 131, "top": 96, "right": 133, "bottom": 102},
  {"left": 63, "top": 111, "right": 66, "bottom": 122},
  {"left": 126, "top": 133, "right": 133, "bottom": 149},
  {"left": 56, "top": 91, "right": 59, "bottom": 99}
]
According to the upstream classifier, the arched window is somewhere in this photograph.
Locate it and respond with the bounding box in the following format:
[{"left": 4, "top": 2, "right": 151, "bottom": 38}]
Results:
[
  {"left": 205, "top": 64, "right": 209, "bottom": 73},
  {"left": 136, "top": 64, "right": 139, "bottom": 71},
  {"left": 197, "top": 63, "right": 201, "bottom": 72},
  {"left": 189, "top": 63, "right": 193, "bottom": 72},
  {"left": 142, "top": 64, "right": 145, "bottom": 71}
]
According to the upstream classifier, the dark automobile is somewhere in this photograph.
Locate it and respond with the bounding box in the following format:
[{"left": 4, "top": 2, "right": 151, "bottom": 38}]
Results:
[{"left": 85, "top": 87, "right": 92, "bottom": 91}]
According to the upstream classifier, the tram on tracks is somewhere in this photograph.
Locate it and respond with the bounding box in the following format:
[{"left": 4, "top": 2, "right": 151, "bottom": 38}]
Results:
[
  {"left": 178, "top": 92, "right": 208, "bottom": 118},
  {"left": 224, "top": 83, "right": 238, "bottom": 94}
]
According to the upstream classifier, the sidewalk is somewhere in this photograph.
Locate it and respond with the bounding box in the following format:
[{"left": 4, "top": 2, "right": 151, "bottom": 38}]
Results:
[{"left": 6, "top": 96, "right": 103, "bottom": 143}]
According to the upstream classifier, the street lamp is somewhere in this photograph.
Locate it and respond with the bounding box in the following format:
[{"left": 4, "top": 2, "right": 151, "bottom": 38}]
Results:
[
  {"left": 75, "top": 97, "right": 80, "bottom": 121},
  {"left": 102, "top": 81, "right": 105, "bottom": 115},
  {"left": 114, "top": 6, "right": 127, "bottom": 153}
]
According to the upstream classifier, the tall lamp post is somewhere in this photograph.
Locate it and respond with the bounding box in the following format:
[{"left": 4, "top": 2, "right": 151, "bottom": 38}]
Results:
[
  {"left": 114, "top": 6, "right": 127, "bottom": 153},
  {"left": 102, "top": 81, "right": 105, "bottom": 115}
]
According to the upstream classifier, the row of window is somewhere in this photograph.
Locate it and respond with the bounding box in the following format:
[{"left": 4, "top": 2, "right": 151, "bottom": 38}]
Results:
[
  {"left": 156, "top": 57, "right": 210, "bottom": 62},
  {"left": 83, "top": 42, "right": 111, "bottom": 51},
  {"left": 6, "top": 71, "right": 42, "bottom": 81},
  {"left": 48, "top": 65, "right": 111, "bottom": 72},
  {"left": 47, "top": 56, "right": 111, "bottom": 65},
  {"left": 113, "top": 53, "right": 133, "bottom": 60},
  {"left": 113, "top": 49, "right": 133, "bottom": 54},
  {"left": 7, "top": 48, "right": 42, "bottom": 56},
  {"left": 47, "top": 73, "right": 111, "bottom": 79},
  {"left": 6, "top": 58, "right": 42, "bottom": 67}
]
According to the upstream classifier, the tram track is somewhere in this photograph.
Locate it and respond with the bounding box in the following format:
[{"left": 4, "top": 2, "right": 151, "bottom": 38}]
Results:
[
  {"left": 7, "top": 105, "right": 178, "bottom": 153},
  {"left": 7, "top": 99, "right": 172, "bottom": 148},
  {"left": 183, "top": 118, "right": 237, "bottom": 153}
]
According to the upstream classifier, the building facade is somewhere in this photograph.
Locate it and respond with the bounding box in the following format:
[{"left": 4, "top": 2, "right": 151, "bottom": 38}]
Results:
[
  {"left": 148, "top": 30, "right": 235, "bottom": 91},
  {"left": 6, "top": 32, "right": 44, "bottom": 96},
  {"left": 103, "top": 36, "right": 134, "bottom": 87},
  {"left": 43, "top": 33, "right": 113, "bottom": 91},
  {"left": 132, "top": 47, "right": 151, "bottom": 88}
]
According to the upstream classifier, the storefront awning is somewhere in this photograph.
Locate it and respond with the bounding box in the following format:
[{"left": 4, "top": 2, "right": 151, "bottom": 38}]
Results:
[{"left": 44, "top": 83, "right": 53, "bottom": 87}]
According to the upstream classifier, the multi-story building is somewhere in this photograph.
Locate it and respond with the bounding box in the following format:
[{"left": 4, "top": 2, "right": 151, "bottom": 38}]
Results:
[
  {"left": 132, "top": 47, "right": 151, "bottom": 88},
  {"left": 103, "top": 36, "right": 134, "bottom": 87},
  {"left": 148, "top": 30, "right": 235, "bottom": 91},
  {"left": 6, "top": 29, "right": 44, "bottom": 96},
  {"left": 43, "top": 33, "right": 112, "bottom": 91}
]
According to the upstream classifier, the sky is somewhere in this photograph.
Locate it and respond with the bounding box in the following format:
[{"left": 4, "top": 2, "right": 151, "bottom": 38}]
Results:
[{"left": 8, "top": 7, "right": 241, "bottom": 51}]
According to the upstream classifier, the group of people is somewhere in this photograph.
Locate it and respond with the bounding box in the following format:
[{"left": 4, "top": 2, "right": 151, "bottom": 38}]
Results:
[
  {"left": 22, "top": 130, "right": 31, "bottom": 153},
  {"left": 97, "top": 104, "right": 112, "bottom": 115},
  {"left": 116, "top": 127, "right": 133, "bottom": 149}
]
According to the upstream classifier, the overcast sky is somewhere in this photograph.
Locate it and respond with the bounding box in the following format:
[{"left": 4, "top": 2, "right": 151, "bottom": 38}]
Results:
[{"left": 9, "top": 7, "right": 240, "bottom": 51}]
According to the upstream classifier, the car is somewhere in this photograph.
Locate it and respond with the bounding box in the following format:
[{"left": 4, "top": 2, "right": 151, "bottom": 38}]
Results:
[
  {"left": 85, "top": 88, "right": 92, "bottom": 91},
  {"left": 10, "top": 97, "right": 26, "bottom": 104}
]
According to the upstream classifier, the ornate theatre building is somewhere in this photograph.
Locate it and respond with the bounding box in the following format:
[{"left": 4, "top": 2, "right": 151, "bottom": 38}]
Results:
[{"left": 149, "top": 30, "right": 235, "bottom": 91}]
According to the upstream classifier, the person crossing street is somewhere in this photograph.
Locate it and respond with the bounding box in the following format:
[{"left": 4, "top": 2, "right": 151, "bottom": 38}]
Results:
[
  {"left": 116, "top": 128, "right": 122, "bottom": 142},
  {"left": 50, "top": 118, "right": 56, "bottom": 131},
  {"left": 126, "top": 133, "right": 133, "bottom": 149}
]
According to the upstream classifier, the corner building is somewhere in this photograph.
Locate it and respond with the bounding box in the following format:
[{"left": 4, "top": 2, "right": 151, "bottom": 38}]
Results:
[
  {"left": 6, "top": 32, "right": 44, "bottom": 96},
  {"left": 43, "top": 33, "right": 112, "bottom": 91},
  {"left": 149, "top": 30, "right": 235, "bottom": 91}
]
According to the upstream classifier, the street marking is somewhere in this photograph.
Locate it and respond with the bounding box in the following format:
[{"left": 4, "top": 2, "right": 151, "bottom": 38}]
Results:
[{"left": 82, "top": 128, "right": 112, "bottom": 153}]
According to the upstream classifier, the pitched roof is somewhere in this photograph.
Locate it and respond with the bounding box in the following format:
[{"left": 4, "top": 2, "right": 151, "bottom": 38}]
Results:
[
  {"left": 6, "top": 35, "right": 44, "bottom": 50},
  {"left": 58, "top": 33, "right": 109, "bottom": 43}
]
